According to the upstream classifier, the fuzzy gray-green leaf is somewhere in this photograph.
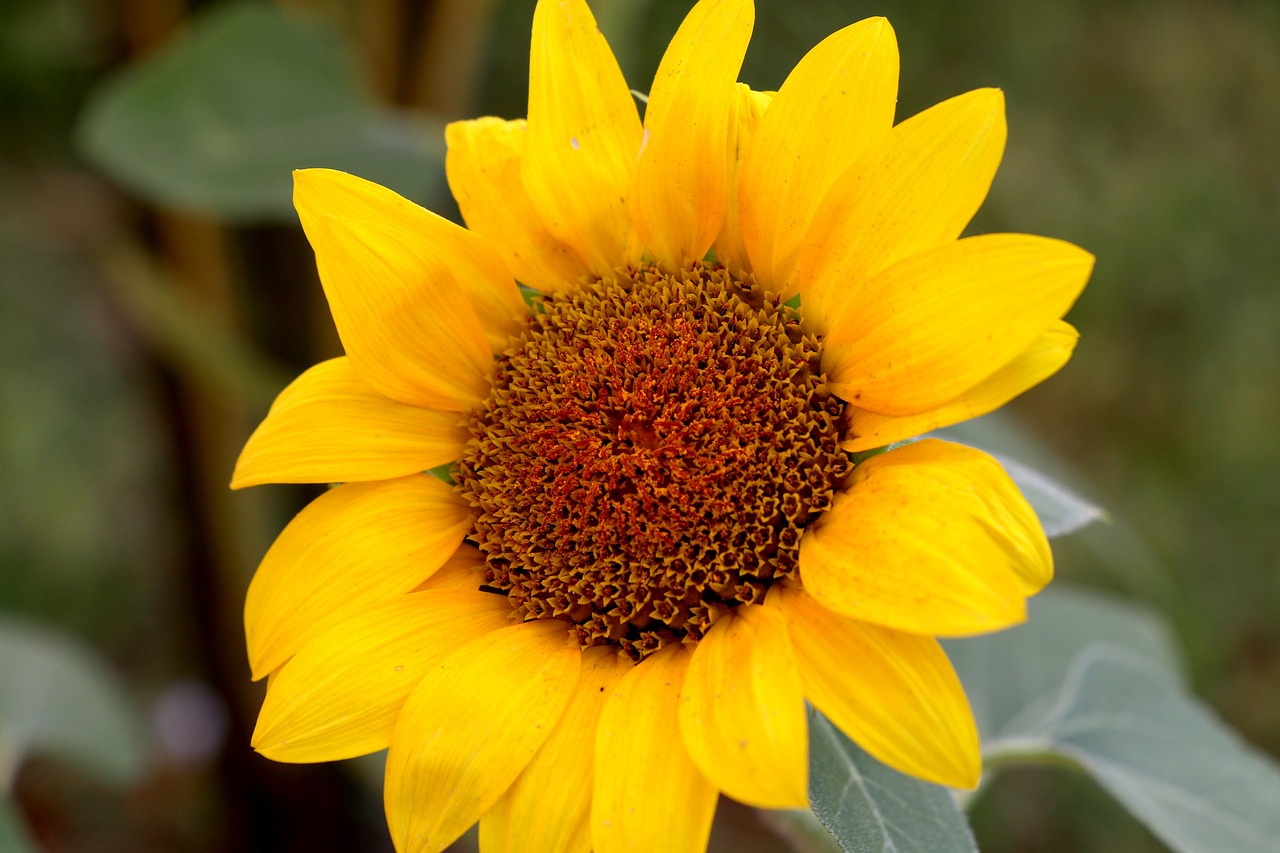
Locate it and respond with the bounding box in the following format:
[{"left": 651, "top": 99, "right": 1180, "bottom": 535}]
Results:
[{"left": 808, "top": 708, "right": 977, "bottom": 853}]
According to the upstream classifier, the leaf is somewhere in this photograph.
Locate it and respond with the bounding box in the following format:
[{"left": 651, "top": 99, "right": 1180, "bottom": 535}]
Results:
[
  {"left": 757, "top": 808, "right": 845, "bottom": 853},
  {"left": 0, "top": 618, "right": 145, "bottom": 785},
  {"left": 935, "top": 415, "right": 1106, "bottom": 538},
  {"left": 949, "top": 588, "right": 1280, "bottom": 853},
  {"left": 992, "top": 649, "right": 1280, "bottom": 853},
  {"left": 76, "top": 2, "right": 443, "bottom": 221},
  {"left": 808, "top": 708, "right": 978, "bottom": 853},
  {"left": 944, "top": 585, "right": 1182, "bottom": 739}
]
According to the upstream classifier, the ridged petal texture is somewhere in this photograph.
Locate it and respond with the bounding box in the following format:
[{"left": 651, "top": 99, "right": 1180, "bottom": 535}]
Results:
[
  {"left": 630, "top": 0, "right": 753, "bottom": 268},
  {"left": 523, "top": 0, "right": 642, "bottom": 273},
  {"left": 446, "top": 117, "right": 590, "bottom": 293},
  {"left": 798, "top": 88, "right": 1007, "bottom": 335},
  {"left": 252, "top": 590, "right": 513, "bottom": 762},
  {"left": 294, "top": 169, "right": 503, "bottom": 410},
  {"left": 593, "top": 645, "right": 718, "bottom": 853},
  {"left": 231, "top": 357, "right": 468, "bottom": 488},
  {"left": 679, "top": 604, "right": 808, "bottom": 808},
  {"left": 773, "top": 584, "right": 981, "bottom": 789},
  {"left": 479, "top": 647, "right": 632, "bottom": 853},
  {"left": 800, "top": 439, "right": 1051, "bottom": 636},
  {"left": 739, "top": 16, "right": 899, "bottom": 296},
  {"left": 243, "top": 476, "right": 473, "bottom": 680},
  {"left": 385, "top": 621, "right": 581, "bottom": 853},
  {"left": 822, "top": 234, "right": 1092, "bottom": 414},
  {"left": 711, "top": 85, "right": 772, "bottom": 274},
  {"left": 843, "top": 321, "right": 1079, "bottom": 451}
]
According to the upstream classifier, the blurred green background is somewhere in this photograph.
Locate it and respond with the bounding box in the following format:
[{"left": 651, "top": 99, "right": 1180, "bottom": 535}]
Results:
[{"left": 2, "top": 0, "right": 1277, "bottom": 850}]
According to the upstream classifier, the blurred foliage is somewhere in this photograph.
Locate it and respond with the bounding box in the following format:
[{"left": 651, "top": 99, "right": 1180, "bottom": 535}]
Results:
[
  {"left": 0, "top": 174, "right": 173, "bottom": 648},
  {"left": 0, "top": 618, "right": 146, "bottom": 784},
  {"left": 1, "top": 0, "right": 1277, "bottom": 850},
  {"left": 77, "top": 2, "right": 445, "bottom": 220}
]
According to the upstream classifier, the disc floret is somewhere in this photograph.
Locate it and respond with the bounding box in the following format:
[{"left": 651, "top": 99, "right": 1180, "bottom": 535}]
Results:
[{"left": 459, "top": 264, "right": 849, "bottom": 659}]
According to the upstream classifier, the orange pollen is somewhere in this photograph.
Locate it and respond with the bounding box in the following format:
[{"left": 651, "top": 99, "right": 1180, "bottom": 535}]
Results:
[{"left": 457, "top": 262, "right": 849, "bottom": 660}]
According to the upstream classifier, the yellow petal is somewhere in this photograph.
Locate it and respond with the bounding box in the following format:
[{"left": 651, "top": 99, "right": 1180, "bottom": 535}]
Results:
[
  {"left": 446, "top": 117, "right": 591, "bottom": 293},
  {"left": 738, "top": 17, "right": 898, "bottom": 295},
  {"left": 800, "top": 439, "right": 1050, "bottom": 636},
  {"left": 888, "top": 440, "right": 1053, "bottom": 595},
  {"left": 231, "top": 357, "right": 468, "bottom": 489},
  {"left": 523, "top": 0, "right": 642, "bottom": 273},
  {"left": 593, "top": 644, "right": 717, "bottom": 853},
  {"left": 711, "top": 85, "right": 772, "bottom": 275},
  {"left": 798, "top": 88, "right": 1007, "bottom": 335},
  {"left": 414, "top": 542, "right": 486, "bottom": 592},
  {"left": 630, "top": 0, "right": 753, "bottom": 268},
  {"left": 244, "top": 475, "right": 473, "bottom": 680},
  {"left": 480, "top": 646, "right": 632, "bottom": 853},
  {"left": 822, "top": 234, "right": 1093, "bottom": 414},
  {"left": 295, "top": 168, "right": 526, "bottom": 353},
  {"left": 251, "top": 590, "right": 513, "bottom": 762},
  {"left": 842, "top": 321, "right": 1079, "bottom": 451},
  {"left": 385, "top": 620, "right": 581, "bottom": 853},
  {"left": 772, "top": 584, "right": 981, "bottom": 789},
  {"left": 295, "top": 170, "right": 492, "bottom": 410},
  {"left": 678, "top": 604, "right": 808, "bottom": 808}
]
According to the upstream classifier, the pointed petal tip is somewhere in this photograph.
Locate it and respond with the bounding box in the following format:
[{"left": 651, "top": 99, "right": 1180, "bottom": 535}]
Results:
[
  {"left": 291, "top": 167, "right": 337, "bottom": 201},
  {"left": 1024, "top": 236, "right": 1097, "bottom": 297},
  {"left": 246, "top": 640, "right": 272, "bottom": 682},
  {"left": 946, "top": 86, "right": 1005, "bottom": 117},
  {"left": 249, "top": 712, "right": 280, "bottom": 755},
  {"left": 1068, "top": 242, "right": 1097, "bottom": 271},
  {"left": 229, "top": 454, "right": 266, "bottom": 490}
]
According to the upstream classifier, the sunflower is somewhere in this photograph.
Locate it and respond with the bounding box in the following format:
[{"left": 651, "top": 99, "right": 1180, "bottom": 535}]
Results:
[{"left": 231, "top": 0, "right": 1092, "bottom": 851}]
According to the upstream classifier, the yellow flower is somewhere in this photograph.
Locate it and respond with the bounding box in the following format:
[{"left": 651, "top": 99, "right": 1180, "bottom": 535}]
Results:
[{"left": 232, "top": 1, "right": 1092, "bottom": 851}]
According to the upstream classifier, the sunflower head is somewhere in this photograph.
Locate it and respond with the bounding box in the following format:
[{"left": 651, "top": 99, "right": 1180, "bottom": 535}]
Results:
[{"left": 232, "top": 1, "right": 1093, "bottom": 852}]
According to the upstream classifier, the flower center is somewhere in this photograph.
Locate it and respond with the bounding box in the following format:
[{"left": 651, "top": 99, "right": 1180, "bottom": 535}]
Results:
[{"left": 458, "top": 263, "right": 849, "bottom": 659}]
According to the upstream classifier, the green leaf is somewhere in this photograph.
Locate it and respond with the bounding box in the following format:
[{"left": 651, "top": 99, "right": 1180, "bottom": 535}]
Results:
[
  {"left": 944, "top": 586, "right": 1182, "bottom": 739},
  {"left": 950, "top": 588, "right": 1280, "bottom": 853},
  {"left": 989, "top": 649, "right": 1280, "bottom": 853},
  {"left": 756, "top": 809, "right": 844, "bottom": 853},
  {"left": 0, "top": 618, "right": 145, "bottom": 785},
  {"left": 808, "top": 707, "right": 978, "bottom": 853},
  {"left": 76, "top": 2, "right": 443, "bottom": 220}
]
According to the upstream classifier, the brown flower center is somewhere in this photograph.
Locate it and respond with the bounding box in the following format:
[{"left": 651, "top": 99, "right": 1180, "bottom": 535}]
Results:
[{"left": 458, "top": 263, "right": 848, "bottom": 659}]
